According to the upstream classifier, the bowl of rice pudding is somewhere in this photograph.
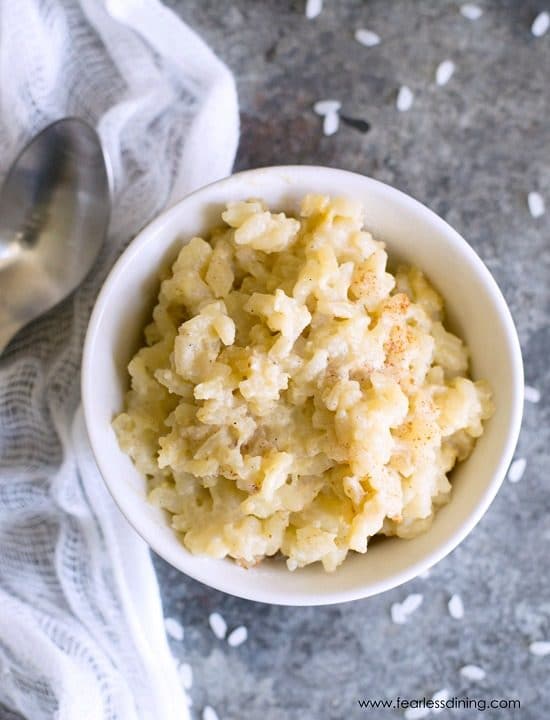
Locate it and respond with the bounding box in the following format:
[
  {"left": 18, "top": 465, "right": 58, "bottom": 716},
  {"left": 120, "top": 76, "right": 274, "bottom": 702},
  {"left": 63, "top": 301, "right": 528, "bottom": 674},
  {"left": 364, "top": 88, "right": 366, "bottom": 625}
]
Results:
[{"left": 82, "top": 166, "right": 523, "bottom": 605}]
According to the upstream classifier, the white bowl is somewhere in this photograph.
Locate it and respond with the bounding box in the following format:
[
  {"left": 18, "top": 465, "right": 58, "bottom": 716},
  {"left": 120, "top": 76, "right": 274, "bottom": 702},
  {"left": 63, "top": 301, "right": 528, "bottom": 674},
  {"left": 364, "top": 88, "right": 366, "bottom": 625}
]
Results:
[{"left": 82, "top": 166, "right": 523, "bottom": 606}]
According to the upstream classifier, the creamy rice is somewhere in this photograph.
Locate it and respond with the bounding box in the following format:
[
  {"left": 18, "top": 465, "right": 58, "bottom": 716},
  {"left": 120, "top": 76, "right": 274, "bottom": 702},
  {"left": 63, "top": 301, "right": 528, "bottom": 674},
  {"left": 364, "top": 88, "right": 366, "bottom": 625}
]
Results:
[{"left": 114, "top": 195, "right": 493, "bottom": 572}]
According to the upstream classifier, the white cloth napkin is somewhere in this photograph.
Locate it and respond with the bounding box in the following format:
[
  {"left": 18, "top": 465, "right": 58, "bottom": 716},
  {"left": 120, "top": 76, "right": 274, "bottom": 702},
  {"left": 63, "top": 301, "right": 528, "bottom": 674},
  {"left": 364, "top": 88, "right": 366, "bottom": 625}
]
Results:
[{"left": 0, "top": 1, "right": 239, "bottom": 718}]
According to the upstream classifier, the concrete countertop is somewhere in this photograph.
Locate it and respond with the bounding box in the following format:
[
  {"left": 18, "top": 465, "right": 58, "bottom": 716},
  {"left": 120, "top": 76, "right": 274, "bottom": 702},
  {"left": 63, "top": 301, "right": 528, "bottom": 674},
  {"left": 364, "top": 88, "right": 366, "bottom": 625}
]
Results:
[{"left": 157, "top": 2, "right": 550, "bottom": 718}]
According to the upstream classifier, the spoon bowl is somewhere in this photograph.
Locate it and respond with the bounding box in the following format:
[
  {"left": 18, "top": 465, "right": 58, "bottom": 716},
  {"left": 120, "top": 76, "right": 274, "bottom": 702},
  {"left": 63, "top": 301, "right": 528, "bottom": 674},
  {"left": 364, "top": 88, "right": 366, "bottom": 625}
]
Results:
[{"left": 0, "top": 118, "right": 110, "bottom": 352}]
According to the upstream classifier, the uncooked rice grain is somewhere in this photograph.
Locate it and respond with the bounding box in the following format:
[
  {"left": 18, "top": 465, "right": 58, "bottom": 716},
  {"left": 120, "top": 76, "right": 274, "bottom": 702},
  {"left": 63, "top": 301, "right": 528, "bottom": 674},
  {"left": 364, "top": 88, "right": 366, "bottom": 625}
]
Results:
[
  {"left": 313, "top": 99, "right": 342, "bottom": 115},
  {"left": 436, "top": 60, "right": 455, "bottom": 86},
  {"left": 391, "top": 603, "right": 407, "bottom": 624},
  {"left": 209, "top": 612, "right": 227, "bottom": 639},
  {"left": 431, "top": 688, "right": 450, "bottom": 714},
  {"left": 203, "top": 706, "right": 219, "bottom": 720},
  {"left": 397, "top": 86, "right": 414, "bottom": 112},
  {"left": 529, "top": 641, "right": 550, "bottom": 656},
  {"left": 524, "top": 385, "right": 541, "bottom": 403},
  {"left": 179, "top": 663, "right": 193, "bottom": 689},
  {"left": 354, "top": 28, "right": 381, "bottom": 47},
  {"left": 460, "top": 665, "right": 486, "bottom": 681},
  {"left": 323, "top": 112, "right": 339, "bottom": 136},
  {"left": 227, "top": 626, "right": 248, "bottom": 647},
  {"left": 305, "top": 0, "right": 323, "bottom": 19},
  {"left": 508, "top": 458, "right": 526, "bottom": 483},
  {"left": 448, "top": 594, "right": 465, "bottom": 619},
  {"left": 527, "top": 191, "right": 545, "bottom": 218},
  {"left": 460, "top": 4, "right": 483, "bottom": 20},
  {"left": 391, "top": 594, "right": 423, "bottom": 624},
  {"left": 401, "top": 593, "right": 423, "bottom": 615},
  {"left": 531, "top": 11, "right": 550, "bottom": 37},
  {"left": 164, "top": 617, "right": 184, "bottom": 641}
]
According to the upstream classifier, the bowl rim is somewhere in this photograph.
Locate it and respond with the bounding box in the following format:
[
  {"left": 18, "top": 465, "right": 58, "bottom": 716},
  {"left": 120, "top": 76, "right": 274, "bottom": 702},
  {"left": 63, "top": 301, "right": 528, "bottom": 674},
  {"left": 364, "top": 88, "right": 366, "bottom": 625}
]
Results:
[{"left": 82, "top": 165, "right": 524, "bottom": 606}]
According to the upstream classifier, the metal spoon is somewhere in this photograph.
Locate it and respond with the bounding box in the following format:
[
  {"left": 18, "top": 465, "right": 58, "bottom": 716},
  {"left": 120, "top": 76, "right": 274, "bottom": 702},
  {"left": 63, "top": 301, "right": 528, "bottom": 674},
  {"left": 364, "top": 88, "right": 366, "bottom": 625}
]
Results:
[{"left": 0, "top": 118, "right": 110, "bottom": 353}]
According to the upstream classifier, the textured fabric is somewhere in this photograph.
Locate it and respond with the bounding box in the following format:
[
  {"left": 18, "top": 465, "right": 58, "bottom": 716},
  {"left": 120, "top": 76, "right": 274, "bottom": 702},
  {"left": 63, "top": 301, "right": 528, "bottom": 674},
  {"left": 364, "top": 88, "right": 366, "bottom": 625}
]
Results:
[{"left": 0, "top": 1, "right": 239, "bottom": 717}]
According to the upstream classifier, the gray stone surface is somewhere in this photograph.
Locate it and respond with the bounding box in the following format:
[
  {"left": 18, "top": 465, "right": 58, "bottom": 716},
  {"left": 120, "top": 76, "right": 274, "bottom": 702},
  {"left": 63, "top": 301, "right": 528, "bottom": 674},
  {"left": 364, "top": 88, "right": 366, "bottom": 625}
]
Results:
[{"left": 155, "top": 1, "right": 549, "bottom": 718}]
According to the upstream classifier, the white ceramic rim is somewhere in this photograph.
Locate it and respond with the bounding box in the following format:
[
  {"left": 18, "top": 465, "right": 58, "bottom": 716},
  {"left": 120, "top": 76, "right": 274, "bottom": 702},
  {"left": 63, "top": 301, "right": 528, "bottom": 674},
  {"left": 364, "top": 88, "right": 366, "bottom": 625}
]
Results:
[{"left": 82, "top": 166, "right": 524, "bottom": 605}]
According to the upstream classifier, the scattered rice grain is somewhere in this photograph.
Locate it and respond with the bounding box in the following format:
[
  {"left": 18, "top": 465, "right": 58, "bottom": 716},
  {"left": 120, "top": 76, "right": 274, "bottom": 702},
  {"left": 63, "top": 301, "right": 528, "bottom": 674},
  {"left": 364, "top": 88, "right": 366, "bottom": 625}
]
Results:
[
  {"left": 460, "top": 4, "right": 483, "bottom": 20},
  {"left": 401, "top": 593, "right": 423, "bottom": 615},
  {"left": 527, "top": 191, "right": 545, "bottom": 218},
  {"left": 396, "top": 86, "right": 414, "bottom": 112},
  {"left": 531, "top": 11, "right": 550, "bottom": 37},
  {"left": 508, "top": 457, "right": 526, "bottom": 483},
  {"left": 354, "top": 28, "right": 381, "bottom": 47},
  {"left": 179, "top": 663, "right": 193, "bottom": 690},
  {"left": 431, "top": 688, "right": 450, "bottom": 714},
  {"left": 164, "top": 617, "right": 184, "bottom": 641},
  {"left": 313, "top": 99, "right": 341, "bottom": 115},
  {"left": 448, "top": 594, "right": 465, "bottom": 619},
  {"left": 529, "top": 641, "right": 550, "bottom": 656},
  {"left": 524, "top": 385, "right": 541, "bottom": 403},
  {"left": 391, "top": 603, "right": 407, "bottom": 624},
  {"left": 391, "top": 593, "right": 423, "bottom": 623},
  {"left": 460, "top": 664, "right": 486, "bottom": 681},
  {"left": 323, "top": 112, "right": 340, "bottom": 136},
  {"left": 305, "top": 0, "right": 323, "bottom": 19},
  {"left": 436, "top": 60, "right": 455, "bottom": 86},
  {"left": 227, "top": 625, "right": 248, "bottom": 647},
  {"left": 209, "top": 612, "right": 227, "bottom": 639},
  {"left": 202, "top": 706, "right": 219, "bottom": 720}
]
